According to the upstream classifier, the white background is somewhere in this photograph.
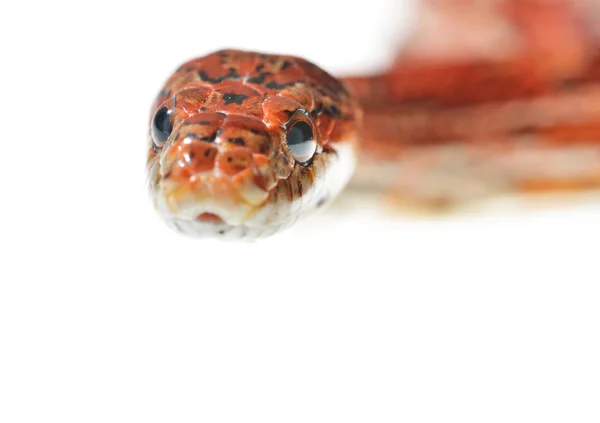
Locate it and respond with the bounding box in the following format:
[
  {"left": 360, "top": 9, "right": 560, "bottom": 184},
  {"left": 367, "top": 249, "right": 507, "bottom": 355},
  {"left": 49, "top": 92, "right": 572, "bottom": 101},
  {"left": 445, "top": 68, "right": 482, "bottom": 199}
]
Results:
[{"left": 1, "top": 1, "right": 600, "bottom": 422}]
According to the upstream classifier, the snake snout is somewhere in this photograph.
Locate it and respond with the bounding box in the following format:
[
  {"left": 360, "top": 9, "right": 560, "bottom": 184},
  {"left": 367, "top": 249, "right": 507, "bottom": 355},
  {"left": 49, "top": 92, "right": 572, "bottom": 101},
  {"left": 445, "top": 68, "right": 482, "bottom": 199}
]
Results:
[{"left": 154, "top": 113, "right": 289, "bottom": 229}]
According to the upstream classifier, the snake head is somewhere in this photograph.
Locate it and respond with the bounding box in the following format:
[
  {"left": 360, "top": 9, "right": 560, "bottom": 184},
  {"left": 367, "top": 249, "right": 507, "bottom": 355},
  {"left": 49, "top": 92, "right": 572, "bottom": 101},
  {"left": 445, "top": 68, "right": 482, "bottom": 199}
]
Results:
[{"left": 147, "top": 50, "right": 360, "bottom": 240}]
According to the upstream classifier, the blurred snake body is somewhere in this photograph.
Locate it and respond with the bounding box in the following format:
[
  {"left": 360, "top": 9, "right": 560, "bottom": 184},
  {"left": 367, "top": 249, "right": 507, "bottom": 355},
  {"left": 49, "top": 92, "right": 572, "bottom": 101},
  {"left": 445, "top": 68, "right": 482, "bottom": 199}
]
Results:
[{"left": 147, "top": 50, "right": 361, "bottom": 239}]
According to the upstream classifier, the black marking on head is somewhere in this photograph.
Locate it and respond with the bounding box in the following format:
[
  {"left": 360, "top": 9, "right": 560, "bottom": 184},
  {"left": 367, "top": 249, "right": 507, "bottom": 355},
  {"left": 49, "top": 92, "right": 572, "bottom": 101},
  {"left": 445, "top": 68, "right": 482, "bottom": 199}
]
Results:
[
  {"left": 256, "top": 64, "right": 265, "bottom": 72},
  {"left": 297, "top": 178, "right": 303, "bottom": 196},
  {"left": 184, "top": 133, "right": 216, "bottom": 143},
  {"left": 204, "top": 149, "right": 212, "bottom": 158},
  {"left": 223, "top": 93, "right": 248, "bottom": 105},
  {"left": 198, "top": 121, "right": 211, "bottom": 125},
  {"left": 200, "top": 107, "right": 207, "bottom": 111},
  {"left": 217, "top": 50, "right": 229, "bottom": 57},
  {"left": 199, "top": 68, "right": 240, "bottom": 83},
  {"left": 247, "top": 72, "right": 270, "bottom": 84},
  {"left": 250, "top": 128, "right": 262, "bottom": 135},
  {"left": 280, "top": 60, "right": 293, "bottom": 71},
  {"left": 199, "top": 71, "right": 220, "bottom": 82},
  {"left": 229, "top": 138, "right": 245, "bottom": 146},
  {"left": 266, "top": 81, "right": 297, "bottom": 90},
  {"left": 227, "top": 68, "right": 240, "bottom": 79}
]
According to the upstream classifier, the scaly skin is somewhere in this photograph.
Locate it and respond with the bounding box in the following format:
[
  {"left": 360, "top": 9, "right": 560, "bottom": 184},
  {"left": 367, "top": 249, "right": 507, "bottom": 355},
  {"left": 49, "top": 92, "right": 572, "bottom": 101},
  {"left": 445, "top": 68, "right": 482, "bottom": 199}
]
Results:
[{"left": 147, "top": 50, "right": 361, "bottom": 239}]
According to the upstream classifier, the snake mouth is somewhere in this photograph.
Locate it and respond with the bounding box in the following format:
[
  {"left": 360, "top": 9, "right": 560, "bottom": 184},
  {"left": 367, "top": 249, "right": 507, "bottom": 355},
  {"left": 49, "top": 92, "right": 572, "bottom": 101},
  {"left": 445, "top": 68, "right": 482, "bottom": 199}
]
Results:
[
  {"left": 151, "top": 173, "right": 287, "bottom": 240},
  {"left": 195, "top": 212, "right": 225, "bottom": 223},
  {"left": 154, "top": 170, "right": 270, "bottom": 225}
]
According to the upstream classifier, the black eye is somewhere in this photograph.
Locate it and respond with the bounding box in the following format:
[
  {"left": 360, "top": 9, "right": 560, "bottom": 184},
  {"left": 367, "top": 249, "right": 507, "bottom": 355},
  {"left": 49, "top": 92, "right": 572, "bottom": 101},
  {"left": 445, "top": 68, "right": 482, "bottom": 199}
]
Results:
[
  {"left": 286, "top": 121, "right": 316, "bottom": 164},
  {"left": 152, "top": 106, "right": 174, "bottom": 147}
]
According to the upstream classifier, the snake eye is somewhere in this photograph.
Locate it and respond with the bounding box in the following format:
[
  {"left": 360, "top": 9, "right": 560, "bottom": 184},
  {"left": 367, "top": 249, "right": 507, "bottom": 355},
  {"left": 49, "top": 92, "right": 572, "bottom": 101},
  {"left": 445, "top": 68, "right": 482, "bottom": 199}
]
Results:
[
  {"left": 286, "top": 120, "right": 316, "bottom": 164},
  {"left": 151, "top": 106, "right": 174, "bottom": 147}
]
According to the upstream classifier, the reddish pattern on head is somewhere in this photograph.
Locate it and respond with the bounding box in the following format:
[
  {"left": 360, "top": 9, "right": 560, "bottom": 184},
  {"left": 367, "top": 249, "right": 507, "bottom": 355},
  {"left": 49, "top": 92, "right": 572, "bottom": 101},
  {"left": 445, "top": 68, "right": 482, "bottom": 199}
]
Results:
[
  {"left": 148, "top": 49, "right": 358, "bottom": 180},
  {"left": 148, "top": 50, "right": 361, "bottom": 237}
]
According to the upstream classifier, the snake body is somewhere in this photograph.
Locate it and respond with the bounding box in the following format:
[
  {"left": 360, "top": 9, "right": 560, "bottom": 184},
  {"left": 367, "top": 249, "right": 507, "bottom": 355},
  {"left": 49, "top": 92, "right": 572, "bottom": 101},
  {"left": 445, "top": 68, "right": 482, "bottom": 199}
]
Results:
[{"left": 147, "top": 50, "right": 361, "bottom": 239}]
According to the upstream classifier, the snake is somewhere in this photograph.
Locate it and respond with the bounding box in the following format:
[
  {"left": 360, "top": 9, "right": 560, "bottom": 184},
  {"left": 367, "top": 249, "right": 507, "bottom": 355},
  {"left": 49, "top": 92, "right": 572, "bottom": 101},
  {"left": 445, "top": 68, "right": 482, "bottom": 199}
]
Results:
[
  {"left": 147, "top": 50, "right": 362, "bottom": 239},
  {"left": 148, "top": 42, "right": 600, "bottom": 240}
]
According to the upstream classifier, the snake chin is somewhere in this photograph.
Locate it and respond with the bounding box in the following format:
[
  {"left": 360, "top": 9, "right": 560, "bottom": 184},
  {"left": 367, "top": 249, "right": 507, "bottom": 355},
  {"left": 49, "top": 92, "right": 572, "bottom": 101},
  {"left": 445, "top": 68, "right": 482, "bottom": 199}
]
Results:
[
  {"left": 160, "top": 217, "right": 290, "bottom": 241},
  {"left": 149, "top": 170, "right": 295, "bottom": 240}
]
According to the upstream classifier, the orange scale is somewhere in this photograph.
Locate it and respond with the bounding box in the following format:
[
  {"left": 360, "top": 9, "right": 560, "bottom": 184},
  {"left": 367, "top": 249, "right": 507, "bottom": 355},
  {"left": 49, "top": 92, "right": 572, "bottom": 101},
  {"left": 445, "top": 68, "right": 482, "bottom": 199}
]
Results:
[
  {"left": 215, "top": 147, "right": 254, "bottom": 176},
  {"left": 173, "top": 87, "right": 212, "bottom": 115},
  {"left": 182, "top": 141, "right": 218, "bottom": 173},
  {"left": 167, "top": 160, "right": 194, "bottom": 181},
  {"left": 182, "top": 112, "right": 226, "bottom": 128},
  {"left": 225, "top": 52, "right": 260, "bottom": 78},
  {"left": 167, "top": 138, "right": 218, "bottom": 178},
  {"left": 263, "top": 65, "right": 307, "bottom": 89},
  {"left": 210, "top": 85, "right": 264, "bottom": 117},
  {"left": 262, "top": 96, "right": 304, "bottom": 127},
  {"left": 218, "top": 115, "right": 274, "bottom": 156},
  {"left": 252, "top": 154, "right": 278, "bottom": 191},
  {"left": 194, "top": 53, "right": 236, "bottom": 82},
  {"left": 296, "top": 59, "right": 346, "bottom": 96},
  {"left": 167, "top": 76, "right": 204, "bottom": 96}
]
